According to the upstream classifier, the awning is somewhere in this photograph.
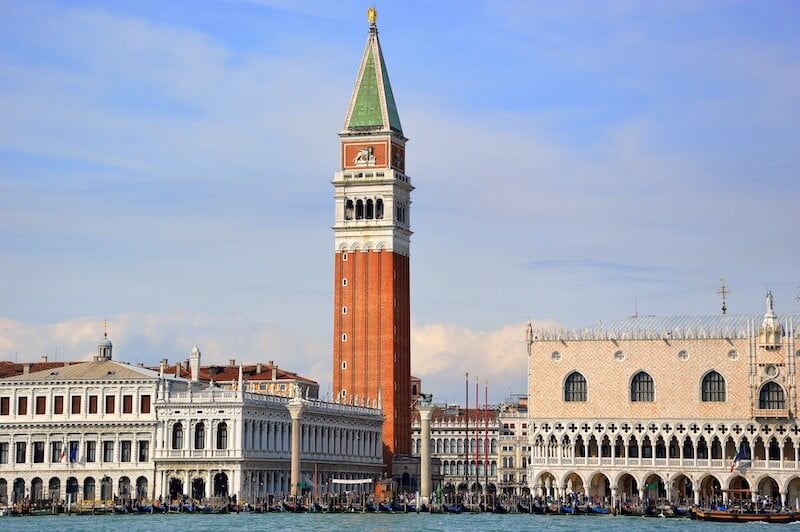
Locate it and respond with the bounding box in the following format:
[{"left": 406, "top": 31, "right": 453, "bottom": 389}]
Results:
[{"left": 331, "top": 478, "right": 373, "bottom": 485}]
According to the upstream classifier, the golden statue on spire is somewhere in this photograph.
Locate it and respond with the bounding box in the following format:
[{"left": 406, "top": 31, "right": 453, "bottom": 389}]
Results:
[{"left": 367, "top": 6, "right": 377, "bottom": 26}]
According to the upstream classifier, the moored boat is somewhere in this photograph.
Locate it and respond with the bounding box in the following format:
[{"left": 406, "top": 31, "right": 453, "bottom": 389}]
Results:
[{"left": 694, "top": 508, "right": 800, "bottom": 523}]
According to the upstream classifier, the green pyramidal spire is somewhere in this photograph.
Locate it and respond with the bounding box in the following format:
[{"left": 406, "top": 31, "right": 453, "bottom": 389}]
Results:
[{"left": 344, "top": 16, "right": 403, "bottom": 135}]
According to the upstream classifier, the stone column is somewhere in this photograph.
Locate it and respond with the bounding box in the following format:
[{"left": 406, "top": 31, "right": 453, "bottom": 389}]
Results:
[
  {"left": 418, "top": 404, "right": 434, "bottom": 505},
  {"left": 287, "top": 398, "right": 305, "bottom": 497}
]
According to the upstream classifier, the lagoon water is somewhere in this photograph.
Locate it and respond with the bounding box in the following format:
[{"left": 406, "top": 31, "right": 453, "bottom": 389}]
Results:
[{"left": 0, "top": 512, "right": 771, "bottom": 531}]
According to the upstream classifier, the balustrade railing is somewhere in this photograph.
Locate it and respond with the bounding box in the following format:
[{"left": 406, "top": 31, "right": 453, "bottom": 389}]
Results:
[{"left": 529, "top": 455, "right": 795, "bottom": 470}]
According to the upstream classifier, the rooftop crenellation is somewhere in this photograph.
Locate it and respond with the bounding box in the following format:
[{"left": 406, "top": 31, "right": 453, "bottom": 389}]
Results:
[{"left": 531, "top": 314, "right": 800, "bottom": 342}]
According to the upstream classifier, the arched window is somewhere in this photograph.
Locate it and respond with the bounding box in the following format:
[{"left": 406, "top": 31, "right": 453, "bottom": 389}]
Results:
[
  {"left": 564, "top": 372, "right": 587, "bottom": 402},
  {"left": 701, "top": 371, "right": 726, "bottom": 402},
  {"left": 216, "top": 422, "right": 228, "bottom": 449},
  {"left": 355, "top": 200, "right": 364, "bottom": 220},
  {"left": 194, "top": 422, "right": 205, "bottom": 450},
  {"left": 172, "top": 423, "right": 183, "bottom": 450},
  {"left": 366, "top": 199, "right": 374, "bottom": 219},
  {"left": 376, "top": 199, "right": 384, "bottom": 219},
  {"left": 344, "top": 199, "right": 354, "bottom": 221},
  {"left": 759, "top": 382, "right": 785, "bottom": 409},
  {"left": 631, "top": 371, "right": 654, "bottom": 402}
]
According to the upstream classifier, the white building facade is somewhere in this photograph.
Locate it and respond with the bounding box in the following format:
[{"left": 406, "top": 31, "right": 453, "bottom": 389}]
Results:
[
  {"left": 412, "top": 405, "right": 500, "bottom": 496},
  {"left": 1, "top": 337, "right": 385, "bottom": 507},
  {"left": 0, "top": 337, "right": 158, "bottom": 506},
  {"left": 155, "top": 383, "right": 384, "bottom": 503}
]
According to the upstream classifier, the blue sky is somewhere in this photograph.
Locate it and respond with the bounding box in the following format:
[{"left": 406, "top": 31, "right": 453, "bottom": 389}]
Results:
[{"left": 1, "top": 0, "right": 799, "bottom": 403}]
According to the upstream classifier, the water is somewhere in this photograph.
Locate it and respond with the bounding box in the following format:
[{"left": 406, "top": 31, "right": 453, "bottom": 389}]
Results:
[{"left": 0, "top": 513, "right": 772, "bottom": 531}]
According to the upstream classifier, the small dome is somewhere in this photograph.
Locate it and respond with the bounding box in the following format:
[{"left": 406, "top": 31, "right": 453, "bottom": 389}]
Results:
[
  {"left": 191, "top": 345, "right": 201, "bottom": 356},
  {"left": 100, "top": 335, "right": 113, "bottom": 348}
]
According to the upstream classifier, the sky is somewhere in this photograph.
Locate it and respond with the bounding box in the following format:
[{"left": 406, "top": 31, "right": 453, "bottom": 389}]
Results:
[{"left": 1, "top": 0, "right": 799, "bottom": 404}]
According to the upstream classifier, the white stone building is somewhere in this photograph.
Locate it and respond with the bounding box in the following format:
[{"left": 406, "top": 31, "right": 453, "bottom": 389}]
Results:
[
  {"left": 154, "top": 360, "right": 384, "bottom": 503},
  {"left": 412, "top": 404, "right": 500, "bottom": 496},
  {"left": 0, "top": 334, "right": 159, "bottom": 506},
  {"left": 496, "top": 397, "right": 531, "bottom": 494},
  {"left": 0, "top": 336, "right": 385, "bottom": 507}
]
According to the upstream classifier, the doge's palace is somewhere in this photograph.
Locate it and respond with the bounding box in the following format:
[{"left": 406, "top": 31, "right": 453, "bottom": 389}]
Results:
[{"left": 527, "top": 293, "right": 800, "bottom": 509}]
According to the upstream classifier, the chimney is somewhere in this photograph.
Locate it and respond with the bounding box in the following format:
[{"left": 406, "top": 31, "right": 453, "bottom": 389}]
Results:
[
  {"left": 229, "top": 358, "right": 236, "bottom": 367},
  {"left": 23, "top": 363, "right": 31, "bottom": 374},
  {"left": 40, "top": 355, "right": 48, "bottom": 363},
  {"left": 256, "top": 362, "right": 263, "bottom": 374},
  {"left": 160, "top": 358, "right": 168, "bottom": 375},
  {"left": 272, "top": 365, "right": 278, "bottom": 381}
]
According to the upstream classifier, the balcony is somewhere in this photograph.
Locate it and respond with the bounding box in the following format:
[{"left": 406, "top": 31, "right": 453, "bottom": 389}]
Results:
[
  {"left": 530, "top": 456, "right": 799, "bottom": 471},
  {"left": 154, "top": 449, "right": 240, "bottom": 460},
  {"left": 754, "top": 408, "right": 790, "bottom": 419}
]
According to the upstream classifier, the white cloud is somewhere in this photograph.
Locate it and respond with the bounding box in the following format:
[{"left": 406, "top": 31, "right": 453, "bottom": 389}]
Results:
[
  {"left": 0, "top": 313, "right": 559, "bottom": 403},
  {"left": 411, "top": 320, "right": 560, "bottom": 404}
]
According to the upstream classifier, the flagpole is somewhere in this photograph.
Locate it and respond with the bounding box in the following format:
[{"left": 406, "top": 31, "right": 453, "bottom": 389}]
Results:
[
  {"left": 475, "top": 376, "right": 479, "bottom": 498},
  {"left": 464, "top": 371, "right": 469, "bottom": 489},
  {"left": 484, "top": 380, "right": 488, "bottom": 496}
]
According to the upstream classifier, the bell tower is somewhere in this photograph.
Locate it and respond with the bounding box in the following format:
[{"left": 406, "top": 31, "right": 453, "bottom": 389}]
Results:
[{"left": 332, "top": 8, "right": 413, "bottom": 468}]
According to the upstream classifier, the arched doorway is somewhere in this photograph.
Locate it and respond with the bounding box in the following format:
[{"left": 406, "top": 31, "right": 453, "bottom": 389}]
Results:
[
  {"left": 192, "top": 478, "right": 205, "bottom": 501},
  {"left": 136, "top": 476, "right": 148, "bottom": 501},
  {"left": 66, "top": 477, "right": 79, "bottom": 502},
  {"left": 30, "top": 477, "right": 43, "bottom": 502},
  {"left": 588, "top": 472, "right": 611, "bottom": 501},
  {"left": 564, "top": 472, "right": 584, "bottom": 497},
  {"left": 643, "top": 473, "right": 665, "bottom": 503},
  {"left": 443, "top": 482, "right": 455, "bottom": 504},
  {"left": 118, "top": 476, "right": 131, "bottom": 501},
  {"left": 213, "top": 473, "right": 228, "bottom": 497},
  {"left": 787, "top": 477, "right": 800, "bottom": 509},
  {"left": 758, "top": 476, "right": 780, "bottom": 502},
  {"left": 12, "top": 478, "right": 25, "bottom": 503},
  {"left": 728, "top": 475, "right": 751, "bottom": 506},
  {"left": 699, "top": 475, "right": 722, "bottom": 507},
  {"left": 48, "top": 477, "right": 61, "bottom": 502},
  {"left": 83, "top": 477, "right": 96, "bottom": 501},
  {"left": 671, "top": 474, "right": 692, "bottom": 505},
  {"left": 100, "top": 476, "right": 113, "bottom": 501},
  {"left": 616, "top": 473, "right": 638, "bottom": 504},
  {"left": 537, "top": 472, "right": 557, "bottom": 500},
  {"left": 169, "top": 478, "right": 184, "bottom": 499},
  {"left": 0, "top": 479, "right": 7, "bottom": 504},
  {"left": 443, "top": 482, "right": 455, "bottom": 496}
]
